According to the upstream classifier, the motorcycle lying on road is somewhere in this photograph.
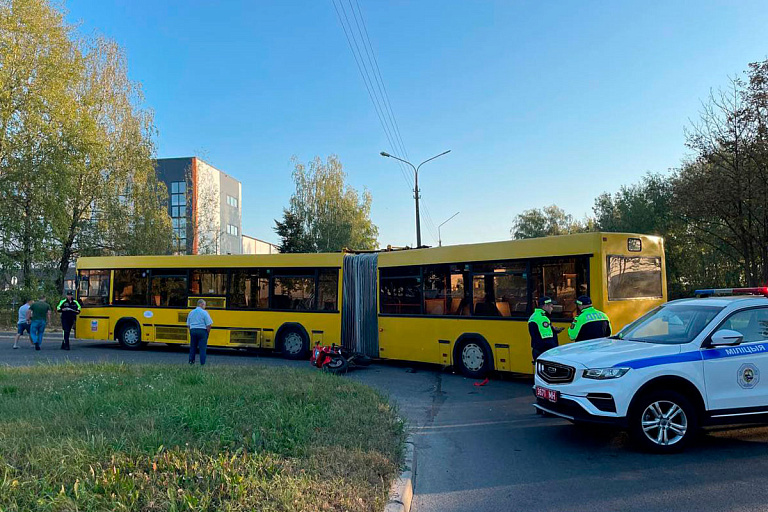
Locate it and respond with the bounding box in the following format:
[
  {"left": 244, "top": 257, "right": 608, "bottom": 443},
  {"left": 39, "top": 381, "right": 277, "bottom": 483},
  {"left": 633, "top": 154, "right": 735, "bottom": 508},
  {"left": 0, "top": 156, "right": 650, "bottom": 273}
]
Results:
[{"left": 310, "top": 342, "right": 372, "bottom": 374}]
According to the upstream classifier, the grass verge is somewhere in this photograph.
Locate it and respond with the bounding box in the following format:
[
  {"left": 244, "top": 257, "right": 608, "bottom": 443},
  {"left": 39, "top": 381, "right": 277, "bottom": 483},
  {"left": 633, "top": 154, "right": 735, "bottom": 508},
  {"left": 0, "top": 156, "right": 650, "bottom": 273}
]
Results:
[{"left": 0, "top": 363, "right": 405, "bottom": 511}]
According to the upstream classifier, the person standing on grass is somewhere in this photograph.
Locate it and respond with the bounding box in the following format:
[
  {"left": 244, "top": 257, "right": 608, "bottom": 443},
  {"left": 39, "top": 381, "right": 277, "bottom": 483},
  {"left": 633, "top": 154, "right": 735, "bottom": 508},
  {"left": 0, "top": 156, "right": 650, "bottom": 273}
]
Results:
[
  {"left": 12, "top": 298, "right": 34, "bottom": 349},
  {"left": 186, "top": 299, "right": 212, "bottom": 365},
  {"left": 29, "top": 294, "right": 51, "bottom": 351},
  {"left": 56, "top": 290, "right": 81, "bottom": 351}
]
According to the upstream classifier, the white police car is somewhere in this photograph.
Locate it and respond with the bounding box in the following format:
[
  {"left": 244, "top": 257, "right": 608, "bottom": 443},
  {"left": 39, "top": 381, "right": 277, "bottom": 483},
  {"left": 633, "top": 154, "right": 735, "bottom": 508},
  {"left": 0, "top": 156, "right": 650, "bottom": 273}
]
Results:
[{"left": 534, "top": 289, "right": 768, "bottom": 452}]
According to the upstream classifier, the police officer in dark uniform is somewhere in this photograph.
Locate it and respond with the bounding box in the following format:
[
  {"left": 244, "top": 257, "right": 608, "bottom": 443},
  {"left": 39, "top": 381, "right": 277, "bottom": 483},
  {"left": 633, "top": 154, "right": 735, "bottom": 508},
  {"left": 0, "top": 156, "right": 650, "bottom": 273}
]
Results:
[
  {"left": 57, "top": 290, "right": 81, "bottom": 350},
  {"left": 568, "top": 295, "right": 611, "bottom": 342},
  {"left": 528, "top": 296, "right": 563, "bottom": 362}
]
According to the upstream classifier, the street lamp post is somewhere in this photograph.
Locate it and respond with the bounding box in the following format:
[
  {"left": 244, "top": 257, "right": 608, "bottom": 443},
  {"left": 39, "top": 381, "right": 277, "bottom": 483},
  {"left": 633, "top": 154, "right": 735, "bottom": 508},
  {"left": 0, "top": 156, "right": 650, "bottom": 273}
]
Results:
[
  {"left": 380, "top": 150, "right": 451, "bottom": 247},
  {"left": 438, "top": 211, "right": 460, "bottom": 247}
]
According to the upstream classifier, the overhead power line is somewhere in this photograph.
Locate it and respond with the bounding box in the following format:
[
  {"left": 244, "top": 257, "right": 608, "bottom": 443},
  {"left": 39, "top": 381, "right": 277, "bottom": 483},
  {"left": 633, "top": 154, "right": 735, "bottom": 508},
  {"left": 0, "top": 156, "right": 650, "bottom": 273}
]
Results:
[{"left": 330, "top": 0, "right": 441, "bottom": 245}]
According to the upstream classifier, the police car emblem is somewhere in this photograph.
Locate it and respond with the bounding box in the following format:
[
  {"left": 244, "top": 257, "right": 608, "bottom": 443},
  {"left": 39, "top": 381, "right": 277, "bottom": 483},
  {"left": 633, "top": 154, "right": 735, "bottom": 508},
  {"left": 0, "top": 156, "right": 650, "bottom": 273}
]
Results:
[{"left": 738, "top": 363, "right": 760, "bottom": 389}]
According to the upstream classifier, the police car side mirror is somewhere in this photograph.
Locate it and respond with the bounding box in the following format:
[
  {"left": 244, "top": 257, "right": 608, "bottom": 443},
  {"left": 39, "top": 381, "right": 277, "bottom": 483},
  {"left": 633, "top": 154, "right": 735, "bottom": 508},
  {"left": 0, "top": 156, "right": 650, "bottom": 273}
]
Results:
[{"left": 709, "top": 329, "right": 744, "bottom": 347}]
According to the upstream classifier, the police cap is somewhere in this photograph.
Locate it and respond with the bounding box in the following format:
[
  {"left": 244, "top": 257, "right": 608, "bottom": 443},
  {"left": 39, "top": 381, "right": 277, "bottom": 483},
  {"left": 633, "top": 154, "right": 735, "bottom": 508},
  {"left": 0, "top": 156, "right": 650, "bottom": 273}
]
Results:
[
  {"left": 538, "top": 296, "right": 557, "bottom": 307},
  {"left": 576, "top": 295, "right": 592, "bottom": 306}
]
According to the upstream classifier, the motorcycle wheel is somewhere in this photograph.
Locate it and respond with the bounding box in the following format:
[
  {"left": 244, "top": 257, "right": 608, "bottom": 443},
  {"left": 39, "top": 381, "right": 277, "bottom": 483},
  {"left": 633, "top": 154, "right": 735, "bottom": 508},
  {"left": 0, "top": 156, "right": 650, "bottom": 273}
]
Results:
[{"left": 325, "top": 355, "right": 349, "bottom": 374}]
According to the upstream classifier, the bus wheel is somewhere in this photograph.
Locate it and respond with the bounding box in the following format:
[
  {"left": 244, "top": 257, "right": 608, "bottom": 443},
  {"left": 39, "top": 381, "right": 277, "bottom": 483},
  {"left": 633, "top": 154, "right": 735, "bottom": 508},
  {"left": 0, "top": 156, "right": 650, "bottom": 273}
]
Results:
[
  {"left": 456, "top": 339, "right": 491, "bottom": 378},
  {"left": 280, "top": 327, "right": 308, "bottom": 360},
  {"left": 117, "top": 323, "right": 143, "bottom": 350}
]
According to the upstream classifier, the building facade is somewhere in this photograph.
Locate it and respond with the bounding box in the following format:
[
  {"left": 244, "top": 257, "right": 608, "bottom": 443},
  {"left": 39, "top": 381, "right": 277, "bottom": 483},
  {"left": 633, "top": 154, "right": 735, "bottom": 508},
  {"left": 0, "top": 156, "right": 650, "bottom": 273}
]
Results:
[
  {"left": 242, "top": 235, "right": 280, "bottom": 255},
  {"left": 155, "top": 157, "right": 242, "bottom": 255}
]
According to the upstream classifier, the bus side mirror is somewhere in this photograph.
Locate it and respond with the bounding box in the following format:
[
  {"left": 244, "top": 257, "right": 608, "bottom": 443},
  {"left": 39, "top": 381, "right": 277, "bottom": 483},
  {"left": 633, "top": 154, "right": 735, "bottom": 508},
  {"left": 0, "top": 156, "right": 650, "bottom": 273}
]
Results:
[{"left": 710, "top": 329, "right": 743, "bottom": 347}]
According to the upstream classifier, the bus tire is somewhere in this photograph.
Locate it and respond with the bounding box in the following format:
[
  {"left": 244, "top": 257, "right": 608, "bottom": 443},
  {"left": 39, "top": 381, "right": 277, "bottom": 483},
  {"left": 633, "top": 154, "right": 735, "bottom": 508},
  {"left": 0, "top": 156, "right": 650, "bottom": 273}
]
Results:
[
  {"left": 279, "top": 325, "right": 309, "bottom": 360},
  {"left": 116, "top": 321, "right": 143, "bottom": 350},
  {"left": 455, "top": 336, "right": 493, "bottom": 379}
]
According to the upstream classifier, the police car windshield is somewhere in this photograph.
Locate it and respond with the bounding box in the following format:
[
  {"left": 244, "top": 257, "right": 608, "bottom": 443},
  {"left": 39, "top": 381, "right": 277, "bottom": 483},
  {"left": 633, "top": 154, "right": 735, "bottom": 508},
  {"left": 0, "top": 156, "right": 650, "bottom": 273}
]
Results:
[{"left": 618, "top": 304, "right": 724, "bottom": 344}]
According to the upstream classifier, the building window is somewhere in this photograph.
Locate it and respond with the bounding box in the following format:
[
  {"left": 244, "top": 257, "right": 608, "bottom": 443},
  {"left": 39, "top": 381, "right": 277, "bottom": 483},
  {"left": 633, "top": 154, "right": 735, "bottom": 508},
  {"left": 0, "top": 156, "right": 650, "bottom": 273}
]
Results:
[
  {"left": 227, "top": 195, "right": 238, "bottom": 208},
  {"left": 170, "top": 181, "right": 187, "bottom": 253},
  {"left": 227, "top": 224, "right": 239, "bottom": 236}
]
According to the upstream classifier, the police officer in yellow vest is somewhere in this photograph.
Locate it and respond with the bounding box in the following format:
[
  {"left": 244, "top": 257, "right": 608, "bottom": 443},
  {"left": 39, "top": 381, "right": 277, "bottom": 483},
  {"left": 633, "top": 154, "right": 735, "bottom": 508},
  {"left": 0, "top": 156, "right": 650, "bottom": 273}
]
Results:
[
  {"left": 568, "top": 295, "right": 611, "bottom": 342},
  {"left": 528, "top": 296, "right": 563, "bottom": 362}
]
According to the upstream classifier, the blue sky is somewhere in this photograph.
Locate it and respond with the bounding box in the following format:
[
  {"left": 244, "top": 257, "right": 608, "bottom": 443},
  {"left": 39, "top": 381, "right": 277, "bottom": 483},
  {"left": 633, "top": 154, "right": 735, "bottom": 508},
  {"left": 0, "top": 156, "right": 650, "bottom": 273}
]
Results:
[{"left": 66, "top": 0, "right": 768, "bottom": 248}]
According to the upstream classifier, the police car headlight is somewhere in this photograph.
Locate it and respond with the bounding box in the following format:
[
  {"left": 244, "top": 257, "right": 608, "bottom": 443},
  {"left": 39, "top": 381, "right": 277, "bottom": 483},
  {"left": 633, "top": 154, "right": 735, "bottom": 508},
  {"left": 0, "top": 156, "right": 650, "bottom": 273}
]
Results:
[{"left": 582, "top": 367, "right": 630, "bottom": 380}]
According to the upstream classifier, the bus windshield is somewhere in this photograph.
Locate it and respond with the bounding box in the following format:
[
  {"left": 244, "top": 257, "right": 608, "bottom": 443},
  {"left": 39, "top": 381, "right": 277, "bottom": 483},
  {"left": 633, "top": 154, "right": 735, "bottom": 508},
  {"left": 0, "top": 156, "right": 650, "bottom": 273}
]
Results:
[{"left": 617, "top": 304, "right": 724, "bottom": 344}]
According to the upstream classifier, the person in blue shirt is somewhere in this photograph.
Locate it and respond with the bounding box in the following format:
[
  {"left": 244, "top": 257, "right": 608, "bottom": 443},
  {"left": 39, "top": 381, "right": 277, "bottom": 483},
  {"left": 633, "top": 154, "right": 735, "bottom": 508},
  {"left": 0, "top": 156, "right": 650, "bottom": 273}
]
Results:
[{"left": 186, "top": 299, "right": 213, "bottom": 365}]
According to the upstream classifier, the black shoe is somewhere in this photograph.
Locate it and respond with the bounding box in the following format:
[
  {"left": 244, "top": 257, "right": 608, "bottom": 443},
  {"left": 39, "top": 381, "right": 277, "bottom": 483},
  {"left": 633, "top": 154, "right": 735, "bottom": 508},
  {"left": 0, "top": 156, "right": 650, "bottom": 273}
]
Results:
[
  {"left": 62, "top": 346, "right": 70, "bottom": 351},
  {"left": 189, "top": 361, "right": 194, "bottom": 365},
  {"left": 35, "top": 345, "right": 40, "bottom": 351}
]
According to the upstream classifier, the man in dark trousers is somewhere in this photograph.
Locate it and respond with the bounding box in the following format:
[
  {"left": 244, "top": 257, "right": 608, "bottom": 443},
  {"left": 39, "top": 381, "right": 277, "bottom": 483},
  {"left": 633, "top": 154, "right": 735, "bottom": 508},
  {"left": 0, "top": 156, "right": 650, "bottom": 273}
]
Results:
[
  {"left": 528, "top": 296, "right": 563, "bottom": 362},
  {"left": 568, "top": 295, "right": 611, "bottom": 342},
  {"left": 57, "top": 290, "right": 81, "bottom": 350}
]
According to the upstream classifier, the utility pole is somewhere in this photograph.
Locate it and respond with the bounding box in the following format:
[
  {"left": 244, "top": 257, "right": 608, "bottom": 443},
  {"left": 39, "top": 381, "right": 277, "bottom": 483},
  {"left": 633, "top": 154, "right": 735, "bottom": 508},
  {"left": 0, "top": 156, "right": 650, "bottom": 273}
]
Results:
[{"left": 380, "top": 150, "right": 451, "bottom": 247}]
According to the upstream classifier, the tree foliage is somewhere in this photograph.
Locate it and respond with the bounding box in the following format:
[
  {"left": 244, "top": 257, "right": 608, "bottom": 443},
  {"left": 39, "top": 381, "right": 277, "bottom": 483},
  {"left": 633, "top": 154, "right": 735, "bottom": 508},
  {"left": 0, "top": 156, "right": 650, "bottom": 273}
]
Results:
[
  {"left": 513, "top": 61, "right": 768, "bottom": 298},
  {"left": 275, "top": 155, "right": 378, "bottom": 253},
  {"left": 511, "top": 205, "right": 592, "bottom": 239},
  {"left": 0, "top": 0, "right": 171, "bottom": 294}
]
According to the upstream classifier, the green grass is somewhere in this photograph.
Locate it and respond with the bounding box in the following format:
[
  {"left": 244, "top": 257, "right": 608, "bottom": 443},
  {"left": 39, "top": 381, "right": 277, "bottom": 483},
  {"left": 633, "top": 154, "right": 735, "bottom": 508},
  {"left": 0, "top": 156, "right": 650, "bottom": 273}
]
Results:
[{"left": 0, "top": 363, "right": 405, "bottom": 511}]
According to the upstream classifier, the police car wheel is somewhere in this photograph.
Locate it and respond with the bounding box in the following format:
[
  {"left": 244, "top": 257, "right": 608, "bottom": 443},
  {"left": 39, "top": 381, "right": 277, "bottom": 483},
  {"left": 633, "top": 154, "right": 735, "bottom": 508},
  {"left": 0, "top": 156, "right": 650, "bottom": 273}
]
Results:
[
  {"left": 456, "top": 339, "right": 491, "bottom": 378},
  {"left": 629, "top": 390, "right": 698, "bottom": 453}
]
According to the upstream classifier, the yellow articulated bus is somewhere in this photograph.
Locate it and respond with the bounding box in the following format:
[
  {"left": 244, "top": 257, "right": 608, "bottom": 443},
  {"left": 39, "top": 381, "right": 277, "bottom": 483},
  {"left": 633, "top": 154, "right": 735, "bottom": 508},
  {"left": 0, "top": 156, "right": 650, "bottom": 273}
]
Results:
[
  {"left": 371, "top": 232, "right": 666, "bottom": 377},
  {"left": 75, "top": 232, "right": 665, "bottom": 376},
  {"left": 76, "top": 253, "right": 344, "bottom": 359}
]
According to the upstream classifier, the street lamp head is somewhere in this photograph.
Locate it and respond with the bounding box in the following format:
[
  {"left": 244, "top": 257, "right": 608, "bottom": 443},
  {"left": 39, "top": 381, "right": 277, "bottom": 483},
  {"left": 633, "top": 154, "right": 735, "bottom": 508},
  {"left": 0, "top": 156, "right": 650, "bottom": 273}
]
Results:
[{"left": 380, "top": 151, "right": 391, "bottom": 157}]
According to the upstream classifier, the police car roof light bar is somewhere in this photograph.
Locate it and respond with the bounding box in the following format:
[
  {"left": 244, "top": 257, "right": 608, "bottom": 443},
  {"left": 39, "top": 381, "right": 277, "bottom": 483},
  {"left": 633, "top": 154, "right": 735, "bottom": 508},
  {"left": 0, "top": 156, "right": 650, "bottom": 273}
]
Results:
[{"left": 694, "top": 287, "right": 768, "bottom": 297}]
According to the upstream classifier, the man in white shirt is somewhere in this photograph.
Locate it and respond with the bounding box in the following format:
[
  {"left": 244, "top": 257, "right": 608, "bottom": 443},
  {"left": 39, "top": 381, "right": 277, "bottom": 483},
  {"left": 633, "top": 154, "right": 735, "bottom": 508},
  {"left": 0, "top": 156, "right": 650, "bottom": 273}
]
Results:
[
  {"left": 186, "top": 299, "right": 213, "bottom": 365},
  {"left": 13, "top": 298, "right": 34, "bottom": 349}
]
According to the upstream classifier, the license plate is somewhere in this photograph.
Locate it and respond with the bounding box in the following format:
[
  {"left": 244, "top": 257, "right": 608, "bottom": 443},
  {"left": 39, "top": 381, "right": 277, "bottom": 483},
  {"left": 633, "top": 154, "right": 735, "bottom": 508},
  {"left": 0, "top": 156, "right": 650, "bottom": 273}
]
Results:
[{"left": 535, "top": 386, "right": 559, "bottom": 403}]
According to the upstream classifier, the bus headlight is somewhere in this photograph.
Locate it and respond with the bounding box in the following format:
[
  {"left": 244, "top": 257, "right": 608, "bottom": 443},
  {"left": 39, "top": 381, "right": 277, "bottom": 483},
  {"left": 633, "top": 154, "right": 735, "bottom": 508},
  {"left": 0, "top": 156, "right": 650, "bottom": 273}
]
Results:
[{"left": 582, "top": 367, "right": 630, "bottom": 380}]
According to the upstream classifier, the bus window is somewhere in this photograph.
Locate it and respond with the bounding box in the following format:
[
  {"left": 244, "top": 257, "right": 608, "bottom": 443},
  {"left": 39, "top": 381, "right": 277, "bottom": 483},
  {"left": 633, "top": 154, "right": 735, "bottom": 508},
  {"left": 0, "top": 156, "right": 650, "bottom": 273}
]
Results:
[
  {"left": 229, "top": 269, "right": 268, "bottom": 309},
  {"left": 272, "top": 270, "right": 315, "bottom": 310},
  {"left": 471, "top": 261, "right": 527, "bottom": 318},
  {"left": 189, "top": 269, "right": 227, "bottom": 296},
  {"left": 530, "top": 257, "right": 589, "bottom": 320},
  {"left": 607, "top": 255, "right": 663, "bottom": 300},
  {"left": 78, "top": 270, "right": 110, "bottom": 306},
  {"left": 380, "top": 266, "right": 422, "bottom": 315},
  {"left": 317, "top": 269, "right": 339, "bottom": 311},
  {"left": 113, "top": 269, "right": 149, "bottom": 306},
  {"left": 423, "top": 265, "right": 466, "bottom": 316},
  {"left": 150, "top": 270, "right": 187, "bottom": 308}
]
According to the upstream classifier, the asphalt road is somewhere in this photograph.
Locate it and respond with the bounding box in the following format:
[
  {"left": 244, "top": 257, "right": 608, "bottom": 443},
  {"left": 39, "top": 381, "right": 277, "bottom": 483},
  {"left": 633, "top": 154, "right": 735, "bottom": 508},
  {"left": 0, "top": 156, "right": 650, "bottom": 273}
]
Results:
[{"left": 3, "top": 334, "right": 768, "bottom": 512}]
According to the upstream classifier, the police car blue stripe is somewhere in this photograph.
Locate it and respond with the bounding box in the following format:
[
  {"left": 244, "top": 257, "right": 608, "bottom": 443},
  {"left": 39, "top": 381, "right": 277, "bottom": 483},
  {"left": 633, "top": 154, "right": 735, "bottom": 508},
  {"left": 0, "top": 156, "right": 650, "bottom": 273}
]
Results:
[
  {"left": 613, "top": 351, "right": 702, "bottom": 370},
  {"left": 613, "top": 343, "right": 768, "bottom": 369}
]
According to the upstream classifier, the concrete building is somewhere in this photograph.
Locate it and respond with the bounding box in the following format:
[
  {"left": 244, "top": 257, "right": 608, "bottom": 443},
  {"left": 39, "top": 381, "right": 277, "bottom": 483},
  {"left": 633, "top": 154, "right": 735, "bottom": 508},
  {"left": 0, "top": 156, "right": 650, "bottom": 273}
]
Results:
[
  {"left": 154, "top": 157, "right": 242, "bottom": 255},
  {"left": 242, "top": 235, "right": 280, "bottom": 255}
]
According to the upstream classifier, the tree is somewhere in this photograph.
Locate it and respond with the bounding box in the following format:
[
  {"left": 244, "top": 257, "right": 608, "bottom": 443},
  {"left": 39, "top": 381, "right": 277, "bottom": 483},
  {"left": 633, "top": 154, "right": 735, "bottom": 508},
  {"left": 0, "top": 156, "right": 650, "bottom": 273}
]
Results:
[
  {"left": 274, "top": 208, "right": 312, "bottom": 253},
  {"left": 0, "top": 0, "right": 172, "bottom": 293},
  {"left": 511, "top": 205, "right": 591, "bottom": 239},
  {"left": 274, "top": 155, "right": 378, "bottom": 252},
  {"left": 0, "top": 0, "right": 78, "bottom": 289},
  {"left": 674, "top": 59, "right": 768, "bottom": 286},
  {"left": 592, "top": 173, "right": 739, "bottom": 298}
]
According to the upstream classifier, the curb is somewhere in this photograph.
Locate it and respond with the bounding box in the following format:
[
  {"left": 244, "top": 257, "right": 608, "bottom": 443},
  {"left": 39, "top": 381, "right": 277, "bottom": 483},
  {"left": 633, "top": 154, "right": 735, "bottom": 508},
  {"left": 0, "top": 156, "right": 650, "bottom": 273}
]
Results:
[{"left": 384, "top": 435, "right": 416, "bottom": 512}]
